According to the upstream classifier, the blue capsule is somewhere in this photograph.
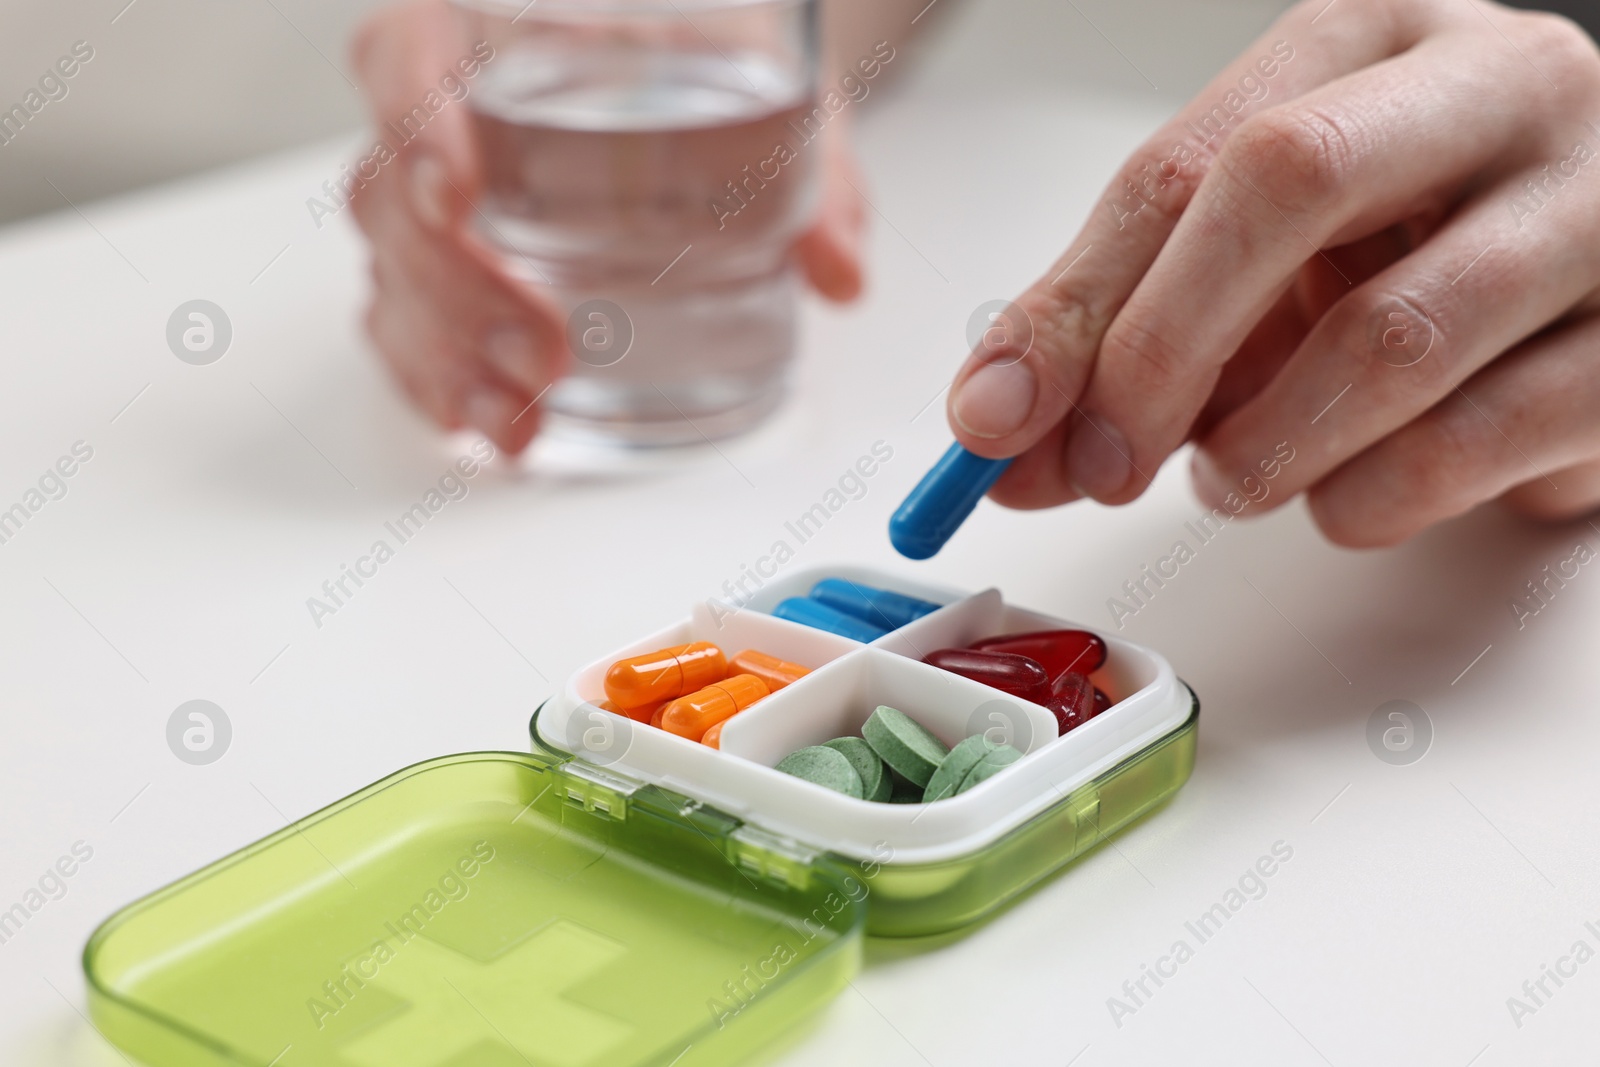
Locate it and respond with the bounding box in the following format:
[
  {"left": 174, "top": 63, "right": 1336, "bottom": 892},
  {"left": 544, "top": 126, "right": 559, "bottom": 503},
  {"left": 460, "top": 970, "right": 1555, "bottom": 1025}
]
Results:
[
  {"left": 772, "top": 597, "right": 890, "bottom": 643},
  {"left": 888, "top": 442, "right": 1013, "bottom": 560},
  {"left": 810, "top": 578, "right": 941, "bottom": 630}
]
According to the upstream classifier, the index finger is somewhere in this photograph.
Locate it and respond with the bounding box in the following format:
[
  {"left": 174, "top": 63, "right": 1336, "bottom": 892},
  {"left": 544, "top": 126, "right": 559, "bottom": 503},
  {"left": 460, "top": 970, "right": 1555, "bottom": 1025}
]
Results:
[{"left": 945, "top": 0, "right": 1424, "bottom": 491}]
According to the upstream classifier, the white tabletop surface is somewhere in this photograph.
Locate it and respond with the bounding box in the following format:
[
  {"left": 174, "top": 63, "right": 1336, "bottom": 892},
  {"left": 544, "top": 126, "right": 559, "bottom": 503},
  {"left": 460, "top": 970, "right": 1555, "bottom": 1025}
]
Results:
[{"left": 5, "top": 14, "right": 1600, "bottom": 1067}]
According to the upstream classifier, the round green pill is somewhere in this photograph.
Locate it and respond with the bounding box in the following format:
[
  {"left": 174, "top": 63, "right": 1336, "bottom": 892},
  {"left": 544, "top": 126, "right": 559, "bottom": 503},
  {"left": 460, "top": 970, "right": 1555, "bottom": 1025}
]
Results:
[
  {"left": 862, "top": 705, "right": 950, "bottom": 788},
  {"left": 775, "top": 746, "right": 864, "bottom": 798},
  {"left": 823, "top": 737, "right": 891, "bottom": 802},
  {"left": 956, "top": 743, "right": 1023, "bottom": 794},
  {"left": 923, "top": 734, "right": 1005, "bottom": 803},
  {"left": 888, "top": 771, "right": 924, "bottom": 804}
]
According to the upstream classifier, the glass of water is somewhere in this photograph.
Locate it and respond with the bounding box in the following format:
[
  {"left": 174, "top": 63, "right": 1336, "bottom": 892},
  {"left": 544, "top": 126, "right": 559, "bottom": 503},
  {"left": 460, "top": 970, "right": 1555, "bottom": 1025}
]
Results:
[{"left": 451, "top": 0, "right": 820, "bottom": 447}]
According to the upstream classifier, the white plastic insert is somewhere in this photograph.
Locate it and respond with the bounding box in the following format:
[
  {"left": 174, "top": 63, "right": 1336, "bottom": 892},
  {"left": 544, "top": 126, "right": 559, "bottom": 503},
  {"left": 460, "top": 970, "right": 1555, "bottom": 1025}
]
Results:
[{"left": 539, "top": 566, "right": 1191, "bottom": 865}]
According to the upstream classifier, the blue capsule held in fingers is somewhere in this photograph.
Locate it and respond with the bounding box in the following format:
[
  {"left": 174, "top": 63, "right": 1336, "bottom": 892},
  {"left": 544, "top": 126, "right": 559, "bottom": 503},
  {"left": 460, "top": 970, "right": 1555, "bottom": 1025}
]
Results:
[
  {"left": 888, "top": 442, "right": 1013, "bottom": 560},
  {"left": 810, "top": 578, "right": 941, "bottom": 630},
  {"left": 772, "top": 597, "right": 890, "bottom": 643}
]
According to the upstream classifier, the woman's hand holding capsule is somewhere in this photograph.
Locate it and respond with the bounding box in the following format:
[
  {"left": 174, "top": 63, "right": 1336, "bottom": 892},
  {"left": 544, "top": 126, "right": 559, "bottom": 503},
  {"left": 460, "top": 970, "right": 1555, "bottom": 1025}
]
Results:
[
  {"left": 348, "top": 0, "right": 866, "bottom": 456},
  {"left": 946, "top": 0, "right": 1600, "bottom": 546}
]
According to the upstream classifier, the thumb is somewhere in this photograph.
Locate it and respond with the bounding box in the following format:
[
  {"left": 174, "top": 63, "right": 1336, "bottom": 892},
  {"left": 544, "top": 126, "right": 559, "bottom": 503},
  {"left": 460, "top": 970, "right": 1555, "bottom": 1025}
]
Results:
[{"left": 350, "top": 0, "right": 488, "bottom": 230}]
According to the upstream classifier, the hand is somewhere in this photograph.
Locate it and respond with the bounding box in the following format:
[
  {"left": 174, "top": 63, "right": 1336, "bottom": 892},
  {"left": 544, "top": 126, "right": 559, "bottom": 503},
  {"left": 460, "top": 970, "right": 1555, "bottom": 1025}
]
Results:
[
  {"left": 349, "top": 0, "right": 865, "bottom": 455},
  {"left": 945, "top": 0, "right": 1600, "bottom": 545}
]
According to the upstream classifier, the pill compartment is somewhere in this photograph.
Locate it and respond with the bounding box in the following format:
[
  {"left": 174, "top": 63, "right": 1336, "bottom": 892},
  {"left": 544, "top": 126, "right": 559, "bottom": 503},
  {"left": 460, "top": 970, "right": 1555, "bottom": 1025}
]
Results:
[
  {"left": 534, "top": 566, "right": 1198, "bottom": 936},
  {"left": 874, "top": 590, "right": 1132, "bottom": 700},
  {"left": 552, "top": 604, "right": 862, "bottom": 787},
  {"left": 737, "top": 565, "right": 968, "bottom": 619},
  {"left": 715, "top": 647, "right": 1058, "bottom": 766},
  {"left": 571, "top": 599, "right": 863, "bottom": 706}
]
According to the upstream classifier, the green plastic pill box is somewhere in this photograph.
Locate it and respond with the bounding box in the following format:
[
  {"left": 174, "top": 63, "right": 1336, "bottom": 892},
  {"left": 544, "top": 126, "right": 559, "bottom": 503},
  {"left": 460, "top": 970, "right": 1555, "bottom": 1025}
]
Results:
[
  {"left": 82, "top": 567, "right": 1196, "bottom": 1067},
  {"left": 533, "top": 566, "right": 1198, "bottom": 938}
]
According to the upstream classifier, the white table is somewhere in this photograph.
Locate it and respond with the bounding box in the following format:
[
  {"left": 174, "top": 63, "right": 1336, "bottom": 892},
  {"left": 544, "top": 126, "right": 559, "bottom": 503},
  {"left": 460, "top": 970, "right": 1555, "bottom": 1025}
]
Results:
[{"left": 4, "top": 21, "right": 1599, "bottom": 1067}]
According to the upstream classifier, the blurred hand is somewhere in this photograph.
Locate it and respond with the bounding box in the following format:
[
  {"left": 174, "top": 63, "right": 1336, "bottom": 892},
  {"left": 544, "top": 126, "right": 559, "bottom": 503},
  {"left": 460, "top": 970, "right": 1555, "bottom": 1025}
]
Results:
[
  {"left": 947, "top": 0, "right": 1600, "bottom": 546},
  {"left": 350, "top": 0, "right": 865, "bottom": 455}
]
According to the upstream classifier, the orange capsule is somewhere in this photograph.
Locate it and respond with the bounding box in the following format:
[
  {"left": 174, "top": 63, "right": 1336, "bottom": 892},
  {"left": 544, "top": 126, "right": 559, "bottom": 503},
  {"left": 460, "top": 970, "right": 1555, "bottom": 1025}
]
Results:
[
  {"left": 650, "top": 704, "right": 667, "bottom": 729},
  {"left": 604, "top": 641, "right": 727, "bottom": 710},
  {"left": 728, "top": 649, "right": 810, "bottom": 693},
  {"left": 598, "top": 698, "right": 662, "bottom": 724},
  {"left": 660, "top": 674, "right": 769, "bottom": 741},
  {"left": 701, "top": 720, "right": 726, "bottom": 749}
]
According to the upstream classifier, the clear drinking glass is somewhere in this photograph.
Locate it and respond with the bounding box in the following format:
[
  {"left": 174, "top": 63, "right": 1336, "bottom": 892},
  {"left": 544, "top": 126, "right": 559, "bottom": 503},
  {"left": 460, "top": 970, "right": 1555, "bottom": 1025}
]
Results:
[{"left": 451, "top": 0, "right": 820, "bottom": 447}]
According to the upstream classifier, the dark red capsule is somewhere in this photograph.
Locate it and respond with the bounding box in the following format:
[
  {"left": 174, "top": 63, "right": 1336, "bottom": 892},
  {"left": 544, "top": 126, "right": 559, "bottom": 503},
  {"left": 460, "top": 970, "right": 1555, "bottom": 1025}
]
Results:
[
  {"left": 1093, "top": 687, "right": 1111, "bottom": 715},
  {"left": 1048, "top": 671, "right": 1097, "bottom": 733},
  {"left": 923, "top": 648, "right": 1050, "bottom": 704},
  {"left": 971, "top": 629, "right": 1107, "bottom": 677}
]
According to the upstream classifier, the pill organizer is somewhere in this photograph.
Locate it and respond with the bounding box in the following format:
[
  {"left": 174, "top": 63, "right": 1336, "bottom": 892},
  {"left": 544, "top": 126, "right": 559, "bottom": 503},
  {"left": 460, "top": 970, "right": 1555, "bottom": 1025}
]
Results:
[
  {"left": 83, "top": 566, "right": 1196, "bottom": 1067},
  {"left": 533, "top": 566, "right": 1198, "bottom": 936}
]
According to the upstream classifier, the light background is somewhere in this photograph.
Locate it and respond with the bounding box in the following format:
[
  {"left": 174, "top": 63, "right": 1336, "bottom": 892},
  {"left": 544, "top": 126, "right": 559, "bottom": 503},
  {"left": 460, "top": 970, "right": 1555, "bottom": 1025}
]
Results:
[
  {"left": 0, "top": 0, "right": 1300, "bottom": 227},
  {"left": 5, "top": 1, "right": 1600, "bottom": 1065}
]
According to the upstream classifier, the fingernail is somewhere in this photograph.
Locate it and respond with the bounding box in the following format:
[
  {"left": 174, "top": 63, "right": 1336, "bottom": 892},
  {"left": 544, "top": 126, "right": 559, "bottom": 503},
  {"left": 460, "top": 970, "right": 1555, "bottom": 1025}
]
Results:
[
  {"left": 1190, "top": 449, "right": 1231, "bottom": 510},
  {"left": 465, "top": 387, "right": 515, "bottom": 442},
  {"left": 951, "top": 359, "right": 1037, "bottom": 439},
  {"left": 484, "top": 326, "right": 541, "bottom": 391},
  {"left": 1066, "top": 414, "right": 1133, "bottom": 500},
  {"left": 408, "top": 151, "right": 452, "bottom": 229}
]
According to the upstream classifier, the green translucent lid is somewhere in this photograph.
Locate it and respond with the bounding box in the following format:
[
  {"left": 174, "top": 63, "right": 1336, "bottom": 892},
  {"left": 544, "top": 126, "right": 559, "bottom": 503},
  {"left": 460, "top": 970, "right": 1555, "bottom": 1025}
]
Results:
[{"left": 84, "top": 752, "right": 864, "bottom": 1067}]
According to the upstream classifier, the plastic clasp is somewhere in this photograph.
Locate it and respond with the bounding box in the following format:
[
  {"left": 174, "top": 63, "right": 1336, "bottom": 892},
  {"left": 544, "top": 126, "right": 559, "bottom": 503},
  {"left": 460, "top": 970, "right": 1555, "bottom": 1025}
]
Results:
[
  {"left": 729, "top": 826, "right": 818, "bottom": 890},
  {"left": 556, "top": 761, "right": 641, "bottom": 821}
]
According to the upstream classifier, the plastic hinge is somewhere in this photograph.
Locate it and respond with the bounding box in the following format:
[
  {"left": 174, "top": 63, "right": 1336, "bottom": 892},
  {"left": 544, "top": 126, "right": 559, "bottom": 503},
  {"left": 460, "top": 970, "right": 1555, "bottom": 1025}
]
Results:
[
  {"left": 556, "top": 761, "right": 641, "bottom": 821},
  {"left": 671, "top": 796, "right": 742, "bottom": 836},
  {"left": 729, "top": 826, "right": 817, "bottom": 890}
]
